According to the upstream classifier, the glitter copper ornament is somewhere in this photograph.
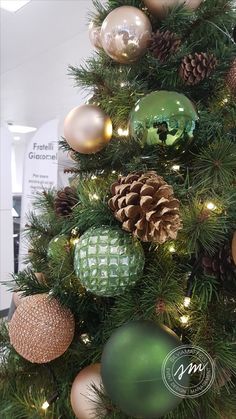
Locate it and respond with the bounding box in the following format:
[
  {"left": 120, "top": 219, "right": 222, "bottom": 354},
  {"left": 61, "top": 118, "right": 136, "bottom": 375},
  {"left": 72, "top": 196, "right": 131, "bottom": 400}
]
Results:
[
  {"left": 109, "top": 171, "right": 182, "bottom": 243},
  {"left": 226, "top": 59, "right": 236, "bottom": 95},
  {"left": 9, "top": 294, "right": 75, "bottom": 364}
]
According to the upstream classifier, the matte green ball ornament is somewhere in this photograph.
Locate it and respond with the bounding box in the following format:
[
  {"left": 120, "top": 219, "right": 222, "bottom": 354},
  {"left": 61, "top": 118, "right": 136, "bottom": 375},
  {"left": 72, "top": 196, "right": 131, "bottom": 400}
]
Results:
[
  {"left": 129, "top": 91, "right": 198, "bottom": 148},
  {"left": 101, "top": 320, "right": 189, "bottom": 418},
  {"left": 74, "top": 227, "right": 144, "bottom": 297}
]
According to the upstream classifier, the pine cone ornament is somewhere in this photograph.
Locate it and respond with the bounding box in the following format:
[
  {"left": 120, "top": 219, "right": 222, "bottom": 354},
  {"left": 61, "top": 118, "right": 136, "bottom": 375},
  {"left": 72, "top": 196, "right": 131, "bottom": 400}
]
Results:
[
  {"left": 149, "top": 30, "right": 181, "bottom": 62},
  {"left": 179, "top": 52, "right": 217, "bottom": 86},
  {"left": 156, "top": 298, "right": 166, "bottom": 315},
  {"left": 226, "top": 59, "right": 236, "bottom": 95},
  {"left": 54, "top": 187, "right": 78, "bottom": 217},
  {"left": 108, "top": 171, "right": 182, "bottom": 244},
  {"left": 202, "top": 242, "right": 236, "bottom": 286}
]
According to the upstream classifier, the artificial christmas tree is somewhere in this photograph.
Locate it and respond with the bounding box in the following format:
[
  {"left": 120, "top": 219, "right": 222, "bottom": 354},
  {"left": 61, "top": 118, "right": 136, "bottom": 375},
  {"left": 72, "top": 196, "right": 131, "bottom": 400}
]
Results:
[{"left": 1, "top": 0, "right": 236, "bottom": 418}]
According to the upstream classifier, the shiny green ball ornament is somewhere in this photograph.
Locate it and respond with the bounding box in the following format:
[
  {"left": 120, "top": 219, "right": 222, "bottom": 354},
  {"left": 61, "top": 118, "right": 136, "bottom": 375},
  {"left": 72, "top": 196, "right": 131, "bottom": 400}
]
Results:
[
  {"left": 101, "top": 320, "right": 189, "bottom": 418},
  {"left": 129, "top": 91, "right": 198, "bottom": 148},
  {"left": 74, "top": 227, "right": 144, "bottom": 297}
]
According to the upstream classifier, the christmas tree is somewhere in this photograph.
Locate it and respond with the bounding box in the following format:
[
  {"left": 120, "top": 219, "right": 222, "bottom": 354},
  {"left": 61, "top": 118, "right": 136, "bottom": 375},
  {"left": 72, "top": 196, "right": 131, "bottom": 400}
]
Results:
[{"left": 1, "top": 0, "right": 236, "bottom": 418}]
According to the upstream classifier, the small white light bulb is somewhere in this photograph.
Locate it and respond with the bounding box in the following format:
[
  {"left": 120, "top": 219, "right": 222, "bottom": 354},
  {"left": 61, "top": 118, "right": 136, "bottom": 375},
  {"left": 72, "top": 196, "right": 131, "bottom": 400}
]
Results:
[
  {"left": 206, "top": 202, "right": 217, "bottom": 211},
  {"left": 42, "top": 401, "right": 50, "bottom": 410},
  {"left": 180, "top": 315, "right": 189, "bottom": 325},
  {"left": 172, "top": 165, "right": 180, "bottom": 171},
  {"left": 183, "top": 297, "right": 191, "bottom": 308}
]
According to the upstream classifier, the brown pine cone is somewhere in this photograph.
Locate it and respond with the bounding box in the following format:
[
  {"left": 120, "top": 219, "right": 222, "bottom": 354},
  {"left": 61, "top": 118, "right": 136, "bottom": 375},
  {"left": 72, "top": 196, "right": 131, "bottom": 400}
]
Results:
[
  {"left": 226, "top": 59, "right": 236, "bottom": 95},
  {"left": 202, "top": 242, "right": 236, "bottom": 283},
  {"left": 149, "top": 30, "right": 181, "bottom": 62},
  {"left": 54, "top": 187, "right": 78, "bottom": 217},
  {"left": 108, "top": 171, "right": 182, "bottom": 244},
  {"left": 179, "top": 52, "right": 217, "bottom": 86}
]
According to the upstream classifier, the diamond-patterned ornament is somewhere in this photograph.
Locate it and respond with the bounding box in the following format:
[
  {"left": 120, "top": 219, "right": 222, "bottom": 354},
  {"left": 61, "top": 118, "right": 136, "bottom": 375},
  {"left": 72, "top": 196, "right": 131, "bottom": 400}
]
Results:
[{"left": 74, "top": 227, "right": 145, "bottom": 297}]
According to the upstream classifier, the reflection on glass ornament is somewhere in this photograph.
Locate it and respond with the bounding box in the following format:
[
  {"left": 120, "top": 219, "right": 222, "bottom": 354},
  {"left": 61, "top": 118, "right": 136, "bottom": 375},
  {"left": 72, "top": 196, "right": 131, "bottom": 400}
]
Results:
[
  {"left": 100, "top": 6, "right": 152, "bottom": 64},
  {"left": 129, "top": 91, "right": 198, "bottom": 147}
]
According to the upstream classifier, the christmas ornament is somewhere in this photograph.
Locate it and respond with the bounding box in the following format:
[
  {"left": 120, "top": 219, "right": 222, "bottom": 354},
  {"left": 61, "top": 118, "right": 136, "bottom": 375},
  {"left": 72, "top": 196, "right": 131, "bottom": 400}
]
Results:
[
  {"left": 129, "top": 91, "right": 198, "bottom": 147},
  {"left": 64, "top": 105, "right": 113, "bottom": 154},
  {"left": 109, "top": 171, "right": 182, "bottom": 243},
  {"left": 9, "top": 294, "right": 75, "bottom": 363},
  {"left": 143, "top": 0, "right": 202, "bottom": 19},
  {"left": 13, "top": 291, "right": 25, "bottom": 307},
  {"left": 71, "top": 364, "right": 105, "bottom": 419},
  {"left": 74, "top": 226, "right": 144, "bottom": 297},
  {"left": 47, "top": 234, "right": 71, "bottom": 265},
  {"left": 149, "top": 30, "right": 181, "bottom": 62},
  {"left": 101, "top": 320, "right": 189, "bottom": 418},
  {"left": 179, "top": 52, "right": 217, "bottom": 86},
  {"left": 226, "top": 59, "right": 236, "bottom": 95},
  {"left": 54, "top": 186, "right": 78, "bottom": 217},
  {"left": 89, "top": 21, "right": 102, "bottom": 49},
  {"left": 232, "top": 232, "right": 236, "bottom": 266},
  {"left": 100, "top": 6, "right": 152, "bottom": 64}
]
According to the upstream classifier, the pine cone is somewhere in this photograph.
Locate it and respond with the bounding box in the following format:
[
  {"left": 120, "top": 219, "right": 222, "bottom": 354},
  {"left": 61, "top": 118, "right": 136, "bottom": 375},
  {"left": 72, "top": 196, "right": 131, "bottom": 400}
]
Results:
[
  {"left": 202, "top": 242, "right": 236, "bottom": 284},
  {"left": 179, "top": 52, "right": 217, "bottom": 86},
  {"left": 149, "top": 30, "right": 181, "bottom": 62},
  {"left": 156, "top": 299, "right": 166, "bottom": 315},
  {"left": 226, "top": 59, "right": 236, "bottom": 95},
  {"left": 54, "top": 187, "right": 78, "bottom": 217},
  {"left": 108, "top": 171, "right": 182, "bottom": 244}
]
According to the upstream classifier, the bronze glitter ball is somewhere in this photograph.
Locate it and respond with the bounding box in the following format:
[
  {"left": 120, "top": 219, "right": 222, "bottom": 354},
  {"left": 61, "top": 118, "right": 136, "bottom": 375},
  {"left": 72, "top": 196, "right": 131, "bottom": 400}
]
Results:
[{"left": 9, "top": 294, "right": 75, "bottom": 364}]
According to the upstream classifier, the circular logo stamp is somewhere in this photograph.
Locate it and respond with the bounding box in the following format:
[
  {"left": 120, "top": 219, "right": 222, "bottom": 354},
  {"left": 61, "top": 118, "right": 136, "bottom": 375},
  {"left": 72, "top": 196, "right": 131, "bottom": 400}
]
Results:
[{"left": 161, "top": 345, "right": 215, "bottom": 398}]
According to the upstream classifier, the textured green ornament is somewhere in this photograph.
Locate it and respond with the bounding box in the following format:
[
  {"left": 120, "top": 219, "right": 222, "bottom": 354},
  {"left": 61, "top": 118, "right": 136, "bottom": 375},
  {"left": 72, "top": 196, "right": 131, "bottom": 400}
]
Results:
[
  {"left": 47, "top": 234, "right": 71, "bottom": 266},
  {"left": 74, "top": 226, "right": 144, "bottom": 297},
  {"left": 129, "top": 90, "right": 198, "bottom": 148},
  {"left": 101, "top": 320, "right": 189, "bottom": 418}
]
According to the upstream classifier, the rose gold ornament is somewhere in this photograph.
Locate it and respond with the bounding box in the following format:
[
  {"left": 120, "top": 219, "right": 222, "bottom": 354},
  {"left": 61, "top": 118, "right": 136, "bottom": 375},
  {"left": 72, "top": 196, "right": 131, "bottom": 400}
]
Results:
[
  {"left": 64, "top": 105, "right": 113, "bottom": 154},
  {"left": 100, "top": 6, "right": 152, "bottom": 64},
  {"left": 13, "top": 291, "right": 25, "bottom": 307},
  {"left": 9, "top": 294, "right": 75, "bottom": 364},
  {"left": 89, "top": 21, "right": 102, "bottom": 49},
  {"left": 70, "top": 364, "right": 105, "bottom": 419},
  {"left": 143, "top": 0, "right": 202, "bottom": 19},
  {"left": 226, "top": 59, "right": 236, "bottom": 95}
]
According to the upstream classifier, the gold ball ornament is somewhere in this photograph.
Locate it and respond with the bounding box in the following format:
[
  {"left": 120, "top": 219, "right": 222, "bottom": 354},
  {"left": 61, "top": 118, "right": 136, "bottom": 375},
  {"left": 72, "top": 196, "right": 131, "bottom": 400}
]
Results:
[
  {"left": 226, "top": 59, "right": 236, "bottom": 95},
  {"left": 89, "top": 21, "right": 102, "bottom": 49},
  {"left": 70, "top": 364, "right": 105, "bottom": 419},
  {"left": 232, "top": 232, "right": 236, "bottom": 266},
  {"left": 64, "top": 105, "right": 113, "bottom": 154},
  {"left": 143, "top": 0, "right": 203, "bottom": 18},
  {"left": 9, "top": 294, "right": 75, "bottom": 364},
  {"left": 100, "top": 6, "right": 152, "bottom": 64}
]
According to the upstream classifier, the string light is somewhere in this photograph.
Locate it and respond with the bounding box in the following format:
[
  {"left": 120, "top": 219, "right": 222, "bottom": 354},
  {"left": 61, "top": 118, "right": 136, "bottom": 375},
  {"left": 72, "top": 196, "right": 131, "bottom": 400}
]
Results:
[
  {"left": 41, "top": 392, "right": 59, "bottom": 411},
  {"left": 183, "top": 297, "right": 191, "bottom": 308},
  {"left": 112, "top": 170, "right": 116, "bottom": 174},
  {"left": 172, "top": 164, "right": 180, "bottom": 171},
  {"left": 120, "top": 82, "right": 126, "bottom": 88},
  {"left": 117, "top": 127, "right": 129, "bottom": 136},
  {"left": 180, "top": 315, "right": 189, "bottom": 325},
  {"left": 168, "top": 245, "right": 176, "bottom": 253},
  {"left": 89, "top": 193, "right": 99, "bottom": 201},
  {"left": 91, "top": 175, "right": 97, "bottom": 180},
  {"left": 42, "top": 401, "right": 50, "bottom": 411},
  {"left": 206, "top": 202, "right": 217, "bottom": 211}
]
